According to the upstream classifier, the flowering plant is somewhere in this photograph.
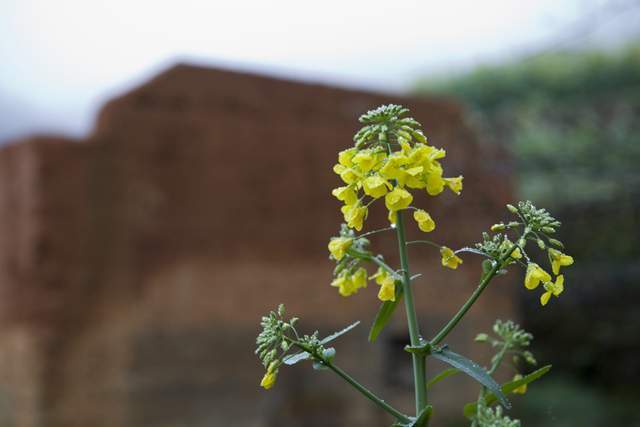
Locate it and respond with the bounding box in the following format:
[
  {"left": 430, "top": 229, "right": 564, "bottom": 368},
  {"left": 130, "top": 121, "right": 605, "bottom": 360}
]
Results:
[{"left": 255, "top": 105, "right": 573, "bottom": 426}]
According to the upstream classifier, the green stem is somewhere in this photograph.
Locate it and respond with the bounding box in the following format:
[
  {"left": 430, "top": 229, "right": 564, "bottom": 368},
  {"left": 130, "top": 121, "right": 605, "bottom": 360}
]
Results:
[
  {"left": 395, "top": 210, "right": 428, "bottom": 416},
  {"left": 325, "top": 361, "right": 411, "bottom": 423},
  {"left": 430, "top": 236, "right": 527, "bottom": 346},
  {"left": 290, "top": 340, "right": 411, "bottom": 423}
]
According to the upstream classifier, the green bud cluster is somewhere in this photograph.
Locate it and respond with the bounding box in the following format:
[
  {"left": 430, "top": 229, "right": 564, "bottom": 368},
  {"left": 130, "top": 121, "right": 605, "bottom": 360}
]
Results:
[
  {"left": 353, "top": 104, "right": 427, "bottom": 149},
  {"left": 255, "top": 304, "right": 297, "bottom": 369},
  {"left": 476, "top": 320, "right": 537, "bottom": 368},
  {"left": 475, "top": 404, "right": 521, "bottom": 427}
]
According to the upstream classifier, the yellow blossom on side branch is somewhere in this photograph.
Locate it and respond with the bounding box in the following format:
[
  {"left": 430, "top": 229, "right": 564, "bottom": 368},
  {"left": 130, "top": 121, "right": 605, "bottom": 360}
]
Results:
[
  {"left": 413, "top": 209, "right": 436, "bottom": 232},
  {"left": 371, "top": 268, "right": 396, "bottom": 302},
  {"left": 440, "top": 246, "right": 463, "bottom": 269},
  {"left": 548, "top": 248, "right": 574, "bottom": 275},
  {"left": 328, "top": 237, "right": 353, "bottom": 261},
  {"left": 540, "top": 275, "right": 564, "bottom": 306},
  {"left": 524, "top": 263, "right": 551, "bottom": 290}
]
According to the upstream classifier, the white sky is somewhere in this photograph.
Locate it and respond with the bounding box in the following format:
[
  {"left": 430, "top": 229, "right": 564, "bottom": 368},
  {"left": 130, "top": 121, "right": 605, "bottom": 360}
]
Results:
[{"left": 0, "top": 0, "right": 638, "bottom": 141}]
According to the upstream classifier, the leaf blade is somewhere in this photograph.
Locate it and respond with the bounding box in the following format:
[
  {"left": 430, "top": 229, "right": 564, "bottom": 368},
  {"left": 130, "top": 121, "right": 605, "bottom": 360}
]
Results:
[
  {"left": 368, "top": 284, "right": 404, "bottom": 342},
  {"left": 431, "top": 347, "right": 510, "bottom": 409},
  {"left": 462, "top": 365, "right": 552, "bottom": 418}
]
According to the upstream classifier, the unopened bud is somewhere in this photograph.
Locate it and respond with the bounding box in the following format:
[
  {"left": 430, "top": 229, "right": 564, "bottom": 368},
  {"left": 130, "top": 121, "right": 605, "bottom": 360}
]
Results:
[
  {"left": 537, "top": 239, "right": 546, "bottom": 250},
  {"left": 491, "top": 223, "right": 505, "bottom": 232},
  {"left": 507, "top": 221, "right": 520, "bottom": 228},
  {"left": 548, "top": 238, "right": 564, "bottom": 249},
  {"left": 506, "top": 204, "right": 518, "bottom": 214},
  {"left": 542, "top": 227, "right": 555, "bottom": 234},
  {"left": 475, "top": 333, "right": 489, "bottom": 343}
]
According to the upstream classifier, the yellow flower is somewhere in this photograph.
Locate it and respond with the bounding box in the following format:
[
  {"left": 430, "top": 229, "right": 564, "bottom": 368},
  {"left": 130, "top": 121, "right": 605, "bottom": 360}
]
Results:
[
  {"left": 362, "top": 175, "right": 391, "bottom": 198},
  {"left": 260, "top": 372, "right": 276, "bottom": 389},
  {"left": 328, "top": 237, "right": 353, "bottom": 261},
  {"left": 548, "top": 248, "right": 574, "bottom": 275},
  {"left": 445, "top": 176, "right": 463, "bottom": 195},
  {"left": 331, "top": 186, "right": 357, "bottom": 205},
  {"left": 371, "top": 268, "right": 396, "bottom": 302},
  {"left": 260, "top": 364, "right": 279, "bottom": 390},
  {"left": 440, "top": 246, "right": 463, "bottom": 269},
  {"left": 352, "top": 149, "right": 377, "bottom": 172},
  {"left": 405, "top": 166, "right": 426, "bottom": 189},
  {"left": 352, "top": 267, "right": 368, "bottom": 290},
  {"left": 524, "top": 263, "right": 551, "bottom": 290},
  {"left": 413, "top": 209, "right": 435, "bottom": 232},
  {"left": 512, "top": 374, "right": 527, "bottom": 394},
  {"left": 426, "top": 173, "right": 445, "bottom": 196},
  {"left": 540, "top": 275, "right": 564, "bottom": 306},
  {"left": 331, "top": 275, "right": 356, "bottom": 297},
  {"left": 338, "top": 148, "right": 357, "bottom": 167},
  {"left": 333, "top": 164, "right": 360, "bottom": 185},
  {"left": 331, "top": 270, "right": 367, "bottom": 297},
  {"left": 385, "top": 187, "right": 413, "bottom": 211},
  {"left": 341, "top": 203, "right": 367, "bottom": 231}
]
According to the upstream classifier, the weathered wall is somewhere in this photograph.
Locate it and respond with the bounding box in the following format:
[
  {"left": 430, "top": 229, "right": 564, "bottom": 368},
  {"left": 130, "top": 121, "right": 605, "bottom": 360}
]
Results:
[{"left": 0, "top": 65, "right": 514, "bottom": 427}]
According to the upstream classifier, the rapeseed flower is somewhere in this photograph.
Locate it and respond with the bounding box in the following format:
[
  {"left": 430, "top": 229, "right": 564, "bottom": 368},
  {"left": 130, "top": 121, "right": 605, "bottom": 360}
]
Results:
[
  {"left": 524, "top": 263, "right": 551, "bottom": 290},
  {"left": 328, "top": 237, "right": 353, "bottom": 261},
  {"left": 540, "top": 275, "right": 564, "bottom": 306},
  {"left": 413, "top": 209, "right": 435, "bottom": 232},
  {"left": 385, "top": 187, "right": 413, "bottom": 212},
  {"left": 371, "top": 268, "right": 396, "bottom": 302},
  {"left": 548, "top": 248, "right": 574, "bottom": 275},
  {"left": 440, "top": 246, "right": 463, "bottom": 269}
]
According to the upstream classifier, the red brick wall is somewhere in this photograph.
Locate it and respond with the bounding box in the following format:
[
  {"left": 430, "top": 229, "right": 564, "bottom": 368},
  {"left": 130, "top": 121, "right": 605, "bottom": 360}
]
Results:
[{"left": 0, "top": 65, "right": 514, "bottom": 427}]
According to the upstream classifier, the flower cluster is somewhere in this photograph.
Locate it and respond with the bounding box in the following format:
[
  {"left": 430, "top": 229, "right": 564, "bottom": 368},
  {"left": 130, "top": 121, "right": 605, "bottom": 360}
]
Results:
[
  {"left": 474, "top": 404, "right": 521, "bottom": 427},
  {"left": 327, "top": 224, "right": 400, "bottom": 302},
  {"left": 332, "top": 104, "right": 462, "bottom": 231},
  {"left": 328, "top": 224, "right": 372, "bottom": 297},
  {"left": 483, "top": 201, "right": 574, "bottom": 306}
]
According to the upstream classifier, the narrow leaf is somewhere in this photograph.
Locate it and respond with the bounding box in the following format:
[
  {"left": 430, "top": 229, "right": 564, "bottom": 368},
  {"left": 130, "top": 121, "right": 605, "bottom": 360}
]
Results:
[
  {"left": 320, "top": 321, "right": 360, "bottom": 345},
  {"left": 463, "top": 365, "right": 552, "bottom": 418},
  {"left": 368, "top": 284, "right": 404, "bottom": 342},
  {"left": 284, "top": 321, "right": 360, "bottom": 365},
  {"left": 427, "top": 368, "right": 461, "bottom": 389},
  {"left": 431, "top": 346, "right": 510, "bottom": 409},
  {"left": 283, "top": 351, "right": 310, "bottom": 365}
]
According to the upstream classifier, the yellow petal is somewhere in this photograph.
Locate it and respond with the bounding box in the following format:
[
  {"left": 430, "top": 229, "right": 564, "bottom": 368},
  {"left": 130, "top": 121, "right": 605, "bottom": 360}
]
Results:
[
  {"left": 260, "top": 372, "right": 277, "bottom": 390},
  {"left": 540, "top": 291, "right": 552, "bottom": 306}
]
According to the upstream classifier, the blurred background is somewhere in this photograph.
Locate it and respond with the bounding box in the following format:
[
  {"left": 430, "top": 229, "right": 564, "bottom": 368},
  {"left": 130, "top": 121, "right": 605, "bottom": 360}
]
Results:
[{"left": 1, "top": 0, "right": 639, "bottom": 426}]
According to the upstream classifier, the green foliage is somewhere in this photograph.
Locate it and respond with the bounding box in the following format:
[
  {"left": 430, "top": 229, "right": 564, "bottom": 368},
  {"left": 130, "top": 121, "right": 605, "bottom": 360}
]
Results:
[{"left": 414, "top": 42, "right": 640, "bottom": 208}]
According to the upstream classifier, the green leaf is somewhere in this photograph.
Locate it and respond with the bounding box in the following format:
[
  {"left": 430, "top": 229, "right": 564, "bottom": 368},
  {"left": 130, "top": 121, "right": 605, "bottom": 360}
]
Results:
[
  {"left": 368, "top": 284, "right": 404, "bottom": 342},
  {"left": 283, "top": 351, "right": 310, "bottom": 365},
  {"left": 320, "top": 321, "right": 360, "bottom": 345},
  {"left": 463, "top": 364, "right": 552, "bottom": 418},
  {"left": 431, "top": 346, "right": 510, "bottom": 409},
  {"left": 284, "top": 321, "right": 360, "bottom": 366},
  {"left": 426, "top": 368, "right": 461, "bottom": 389}
]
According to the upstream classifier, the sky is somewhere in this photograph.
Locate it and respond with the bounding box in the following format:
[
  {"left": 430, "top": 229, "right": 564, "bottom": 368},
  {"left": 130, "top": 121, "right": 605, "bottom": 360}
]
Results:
[{"left": 1, "top": 0, "right": 638, "bottom": 142}]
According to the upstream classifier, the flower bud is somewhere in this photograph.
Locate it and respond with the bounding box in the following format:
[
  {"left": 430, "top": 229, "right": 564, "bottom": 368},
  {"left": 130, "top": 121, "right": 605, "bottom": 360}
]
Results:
[
  {"left": 537, "top": 239, "right": 546, "bottom": 250},
  {"left": 548, "top": 238, "right": 564, "bottom": 248},
  {"left": 507, "top": 204, "right": 518, "bottom": 214},
  {"left": 542, "top": 227, "right": 555, "bottom": 234},
  {"left": 491, "top": 223, "right": 505, "bottom": 232},
  {"left": 475, "top": 333, "right": 489, "bottom": 343}
]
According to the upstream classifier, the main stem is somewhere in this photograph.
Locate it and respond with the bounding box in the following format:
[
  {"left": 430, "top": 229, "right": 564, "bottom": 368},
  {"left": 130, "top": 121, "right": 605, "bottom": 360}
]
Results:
[{"left": 395, "top": 210, "right": 427, "bottom": 415}]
